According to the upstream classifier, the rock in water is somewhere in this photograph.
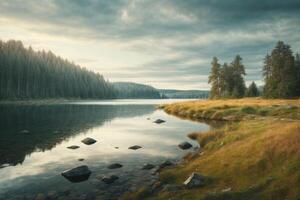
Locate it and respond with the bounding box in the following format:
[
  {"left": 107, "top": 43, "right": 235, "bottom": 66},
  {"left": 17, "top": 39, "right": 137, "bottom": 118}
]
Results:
[
  {"left": 108, "top": 163, "right": 123, "bottom": 169},
  {"left": 183, "top": 172, "right": 205, "bottom": 188},
  {"left": 78, "top": 158, "right": 85, "bottom": 161},
  {"left": 142, "top": 164, "right": 155, "bottom": 170},
  {"left": 67, "top": 145, "right": 80, "bottom": 149},
  {"left": 128, "top": 145, "right": 142, "bottom": 150},
  {"left": 81, "top": 137, "right": 97, "bottom": 145},
  {"left": 61, "top": 165, "right": 91, "bottom": 183},
  {"left": 178, "top": 142, "right": 193, "bottom": 150},
  {"left": 102, "top": 175, "right": 119, "bottom": 184},
  {"left": 153, "top": 119, "right": 166, "bottom": 124}
]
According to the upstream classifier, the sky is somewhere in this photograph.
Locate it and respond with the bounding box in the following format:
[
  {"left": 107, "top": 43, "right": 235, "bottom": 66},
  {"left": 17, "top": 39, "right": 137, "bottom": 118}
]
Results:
[{"left": 0, "top": 0, "right": 300, "bottom": 90}]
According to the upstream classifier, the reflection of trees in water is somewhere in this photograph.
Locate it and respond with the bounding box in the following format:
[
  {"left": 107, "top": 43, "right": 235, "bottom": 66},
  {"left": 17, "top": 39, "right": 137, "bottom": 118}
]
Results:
[{"left": 0, "top": 104, "right": 154, "bottom": 165}]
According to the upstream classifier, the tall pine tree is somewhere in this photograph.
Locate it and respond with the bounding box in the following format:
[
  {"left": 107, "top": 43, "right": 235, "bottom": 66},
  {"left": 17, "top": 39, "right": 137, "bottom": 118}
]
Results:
[{"left": 208, "top": 57, "right": 221, "bottom": 99}]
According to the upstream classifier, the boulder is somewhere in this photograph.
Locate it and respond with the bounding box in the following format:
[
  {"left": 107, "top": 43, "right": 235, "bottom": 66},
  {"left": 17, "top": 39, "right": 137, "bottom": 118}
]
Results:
[
  {"left": 102, "top": 175, "right": 119, "bottom": 184},
  {"left": 108, "top": 163, "right": 123, "bottom": 169},
  {"left": 142, "top": 164, "right": 155, "bottom": 170},
  {"left": 61, "top": 165, "right": 91, "bottom": 183},
  {"left": 81, "top": 137, "right": 97, "bottom": 145},
  {"left": 153, "top": 119, "right": 166, "bottom": 124},
  {"left": 67, "top": 145, "right": 80, "bottom": 149},
  {"left": 178, "top": 142, "right": 193, "bottom": 150},
  {"left": 128, "top": 145, "right": 142, "bottom": 150},
  {"left": 183, "top": 172, "right": 205, "bottom": 188}
]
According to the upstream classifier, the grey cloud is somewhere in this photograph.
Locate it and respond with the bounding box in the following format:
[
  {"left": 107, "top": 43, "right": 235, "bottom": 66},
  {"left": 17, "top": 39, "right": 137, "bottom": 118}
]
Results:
[{"left": 0, "top": 0, "right": 299, "bottom": 89}]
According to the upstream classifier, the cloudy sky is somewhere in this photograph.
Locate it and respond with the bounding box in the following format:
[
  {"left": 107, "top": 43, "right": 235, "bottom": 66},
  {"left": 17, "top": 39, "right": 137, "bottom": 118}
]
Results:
[{"left": 0, "top": 0, "right": 300, "bottom": 89}]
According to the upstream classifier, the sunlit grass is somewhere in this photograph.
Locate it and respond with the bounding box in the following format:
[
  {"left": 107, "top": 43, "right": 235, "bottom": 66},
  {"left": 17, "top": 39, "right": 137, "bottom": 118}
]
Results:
[{"left": 124, "top": 98, "right": 300, "bottom": 200}]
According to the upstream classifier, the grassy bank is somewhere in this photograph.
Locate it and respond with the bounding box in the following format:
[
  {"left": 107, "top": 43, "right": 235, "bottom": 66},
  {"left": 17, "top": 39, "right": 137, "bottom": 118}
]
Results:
[{"left": 123, "top": 98, "right": 300, "bottom": 200}]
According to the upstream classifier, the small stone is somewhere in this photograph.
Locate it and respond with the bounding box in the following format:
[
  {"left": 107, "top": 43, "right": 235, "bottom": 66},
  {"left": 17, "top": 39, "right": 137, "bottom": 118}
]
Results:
[
  {"left": 102, "top": 175, "right": 119, "bottom": 184},
  {"left": 183, "top": 172, "right": 205, "bottom": 188},
  {"left": 61, "top": 165, "right": 91, "bottom": 183},
  {"left": 67, "top": 145, "right": 80, "bottom": 149},
  {"left": 142, "top": 164, "right": 155, "bottom": 170},
  {"left": 153, "top": 119, "right": 166, "bottom": 124},
  {"left": 108, "top": 163, "right": 123, "bottom": 169},
  {"left": 128, "top": 145, "right": 142, "bottom": 150},
  {"left": 78, "top": 158, "right": 85, "bottom": 161},
  {"left": 81, "top": 137, "right": 97, "bottom": 145},
  {"left": 178, "top": 142, "right": 193, "bottom": 150},
  {"left": 115, "top": 147, "right": 119, "bottom": 149}
]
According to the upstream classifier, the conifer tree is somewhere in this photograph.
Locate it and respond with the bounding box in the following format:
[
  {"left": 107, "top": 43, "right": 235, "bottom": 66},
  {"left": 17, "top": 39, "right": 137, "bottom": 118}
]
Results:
[
  {"left": 246, "top": 82, "right": 259, "bottom": 97},
  {"left": 208, "top": 57, "right": 221, "bottom": 99}
]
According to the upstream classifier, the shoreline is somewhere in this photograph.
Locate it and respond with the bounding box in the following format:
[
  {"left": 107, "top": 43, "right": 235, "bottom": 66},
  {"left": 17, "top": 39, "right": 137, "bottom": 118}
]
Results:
[{"left": 123, "top": 98, "right": 300, "bottom": 200}]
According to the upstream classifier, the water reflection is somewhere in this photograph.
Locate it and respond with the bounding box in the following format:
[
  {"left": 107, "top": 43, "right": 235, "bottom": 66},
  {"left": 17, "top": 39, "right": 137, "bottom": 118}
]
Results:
[
  {"left": 0, "top": 104, "right": 154, "bottom": 165},
  {"left": 0, "top": 101, "right": 213, "bottom": 200}
]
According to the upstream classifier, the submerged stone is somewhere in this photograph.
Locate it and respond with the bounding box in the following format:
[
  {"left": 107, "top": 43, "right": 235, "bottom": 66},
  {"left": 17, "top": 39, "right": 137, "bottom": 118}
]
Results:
[
  {"left": 108, "top": 163, "right": 123, "bottom": 169},
  {"left": 61, "top": 165, "right": 91, "bottom": 183},
  {"left": 102, "top": 175, "right": 119, "bottom": 184},
  {"left": 142, "top": 163, "right": 155, "bottom": 170},
  {"left": 178, "top": 142, "right": 193, "bottom": 150},
  {"left": 81, "top": 137, "right": 97, "bottom": 145}
]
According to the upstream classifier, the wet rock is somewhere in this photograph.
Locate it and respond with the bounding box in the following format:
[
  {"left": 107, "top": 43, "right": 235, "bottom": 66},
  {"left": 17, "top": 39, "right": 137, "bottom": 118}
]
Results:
[
  {"left": 67, "top": 145, "right": 80, "bottom": 149},
  {"left": 20, "top": 130, "right": 30, "bottom": 134},
  {"left": 162, "top": 184, "right": 184, "bottom": 192},
  {"left": 183, "top": 172, "right": 205, "bottom": 188},
  {"left": 114, "top": 147, "right": 119, "bottom": 149},
  {"left": 81, "top": 137, "right": 97, "bottom": 145},
  {"left": 142, "top": 163, "right": 155, "bottom": 170},
  {"left": 108, "top": 163, "right": 123, "bottom": 169},
  {"left": 102, "top": 175, "right": 119, "bottom": 184},
  {"left": 78, "top": 158, "right": 85, "bottom": 161},
  {"left": 178, "top": 142, "right": 193, "bottom": 150},
  {"left": 61, "top": 165, "right": 91, "bottom": 183},
  {"left": 128, "top": 145, "right": 142, "bottom": 150},
  {"left": 153, "top": 119, "right": 166, "bottom": 124}
]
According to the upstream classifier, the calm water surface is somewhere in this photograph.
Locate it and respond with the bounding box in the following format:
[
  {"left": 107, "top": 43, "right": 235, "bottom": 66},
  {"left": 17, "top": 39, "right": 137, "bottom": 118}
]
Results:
[{"left": 0, "top": 99, "right": 211, "bottom": 200}]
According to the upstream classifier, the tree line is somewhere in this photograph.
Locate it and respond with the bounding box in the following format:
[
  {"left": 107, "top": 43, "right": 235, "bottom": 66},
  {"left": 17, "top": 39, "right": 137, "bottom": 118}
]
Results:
[
  {"left": 0, "top": 40, "right": 117, "bottom": 100},
  {"left": 209, "top": 41, "right": 300, "bottom": 99}
]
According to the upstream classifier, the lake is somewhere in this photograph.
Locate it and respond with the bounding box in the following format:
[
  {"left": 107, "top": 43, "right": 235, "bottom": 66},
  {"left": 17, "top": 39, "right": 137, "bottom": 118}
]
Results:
[{"left": 0, "top": 99, "right": 212, "bottom": 200}]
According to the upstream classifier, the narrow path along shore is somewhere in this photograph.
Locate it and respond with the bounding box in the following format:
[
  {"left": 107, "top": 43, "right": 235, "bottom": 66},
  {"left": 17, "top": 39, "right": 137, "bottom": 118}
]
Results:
[{"left": 122, "top": 98, "right": 300, "bottom": 200}]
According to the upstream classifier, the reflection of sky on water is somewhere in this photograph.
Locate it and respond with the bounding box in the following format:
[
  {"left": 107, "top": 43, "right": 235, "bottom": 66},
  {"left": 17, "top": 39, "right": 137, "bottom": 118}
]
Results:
[{"left": 0, "top": 100, "right": 210, "bottom": 199}]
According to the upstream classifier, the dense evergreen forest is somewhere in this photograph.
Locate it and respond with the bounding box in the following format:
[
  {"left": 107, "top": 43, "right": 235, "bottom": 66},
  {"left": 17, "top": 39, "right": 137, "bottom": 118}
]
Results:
[
  {"left": 0, "top": 40, "right": 116, "bottom": 100},
  {"left": 209, "top": 41, "right": 300, "bottom": 99},
  {"left": 158, "top": 89, "right": 209, "bottom": 99},
  {"left": 112, "top": 82, "right": 161, "bottom": 99}
]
